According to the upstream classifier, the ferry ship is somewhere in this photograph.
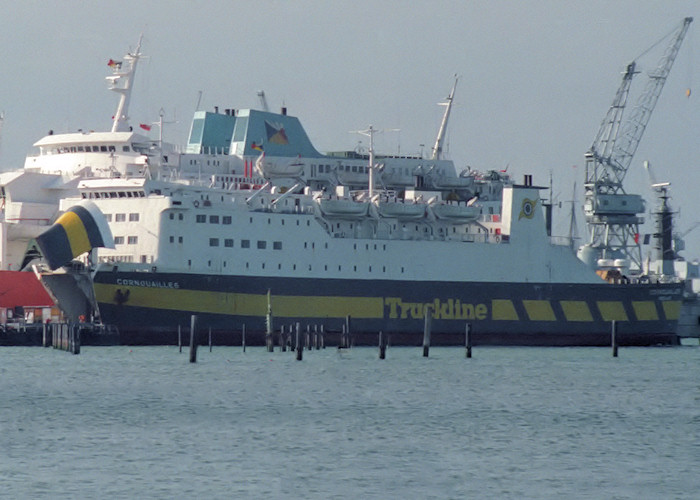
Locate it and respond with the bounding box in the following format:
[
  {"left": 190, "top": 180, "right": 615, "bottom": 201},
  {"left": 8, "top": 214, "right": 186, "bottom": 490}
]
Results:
[{"left": 38, "top": 88, "right": 683, "bottom": 346}]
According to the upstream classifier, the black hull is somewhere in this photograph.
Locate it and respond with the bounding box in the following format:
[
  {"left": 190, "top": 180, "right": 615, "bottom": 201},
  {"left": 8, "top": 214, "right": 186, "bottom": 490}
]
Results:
[{"left": 93, "top": 271, "right": 684, "bottom": 346}]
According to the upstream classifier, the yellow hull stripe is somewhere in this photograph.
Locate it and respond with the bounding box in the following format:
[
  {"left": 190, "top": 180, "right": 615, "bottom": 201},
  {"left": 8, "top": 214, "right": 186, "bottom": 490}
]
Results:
[
  {"left": 662, "top": 300, "right": 682, "bottom": 320},
  {"left": 492, "top": 299, "right": 519, "bottom": 320},
  {"left": 57, "top": 211, "right": 91, "bottom": 258},
  {"left": 94, "top": 283, "right": 383, "bottom": 318},
  {"left": 95, "top": 283, "right": 678, "bottom": 323},
  {"left": 560, "top": 300, "right": 593, "bottom": 322},
  {"left": 632, "top": 301, "right": 659, "bottom": 321},
  {"left": 597, "top": 301, "right": 628, "bottom": 321},
  {"left": 523, "top": 300, "right": 556, "bottom": 321}
]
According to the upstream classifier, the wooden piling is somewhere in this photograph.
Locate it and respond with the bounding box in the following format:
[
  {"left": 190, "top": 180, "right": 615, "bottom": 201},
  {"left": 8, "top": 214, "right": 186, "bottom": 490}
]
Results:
[
  {"left": 68, "top": 324, "right": 74, "bottom": 353},
  {"left": 320, "top": 325, "right": 325, "bottom": 349},
  {"left": 178, "top": 324, "right": 182, "bottom": 353},
  {"left": 189, "top": 314, "right": 198, "bottom": 363},
  {"left": 280, "top": 325, "right": 287, "bottom": 352},
  {"left": 379, "top": 331, "right": 386, "bottom": 359},
  {"left": 242, "top": 324, "right": 246, "bottom": 352},
  {"left": 296, "top": 322, "right": 302, "bottom": 361},
  {"left": 612, "top": 320, "right": 618, "bottom": 357},
  {"left": 208, "top": 327, "right": 212, "bottom": 352},
  {"left": 466, "top": 323, "right": 472, "bottom": 358},
  {"left": 423, "top": 306, "right": 432, "bottom": 357},
  {"left": 42, "top": 322, "right": 49, "bottom": 347},
  {"left": 345, "top": 315, "right": 352, "bottom": 348},
  {"left": 72, "top": 325, "right": 81, "bottom": 355},
  {"left": 265, "top": 289, "right": 274, "bottom": 352}
]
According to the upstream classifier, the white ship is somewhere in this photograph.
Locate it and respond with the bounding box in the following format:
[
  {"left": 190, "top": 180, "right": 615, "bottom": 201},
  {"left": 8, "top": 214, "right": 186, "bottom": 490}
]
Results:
[{"left": 36, "top": 84, "right": 683, "bottom": 345}]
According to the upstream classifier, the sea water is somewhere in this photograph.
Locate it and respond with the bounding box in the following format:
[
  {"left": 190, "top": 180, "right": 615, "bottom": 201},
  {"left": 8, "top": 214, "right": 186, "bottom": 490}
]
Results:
[{"left": 0, "top": 345, "right": 698, "bottom": 499}]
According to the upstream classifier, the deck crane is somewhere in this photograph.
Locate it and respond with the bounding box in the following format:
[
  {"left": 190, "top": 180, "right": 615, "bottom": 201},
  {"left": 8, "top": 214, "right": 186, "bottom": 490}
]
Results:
[{"left": 579, "top": 17, "right": 692, "bottom": 272}]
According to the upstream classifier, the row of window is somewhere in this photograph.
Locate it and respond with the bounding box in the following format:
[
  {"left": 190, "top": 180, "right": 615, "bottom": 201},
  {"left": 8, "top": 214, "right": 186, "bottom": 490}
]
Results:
[
  {"left": 84, "top": 191, "right": 146, "bottom": 199},
  {"left": 189, "top": 259, "right": 406, "bottom": 275},
  {"left": 45, "top": 144, "right": 132, "bottom": 155},
  {"left": 114, "top": 236, "right": 138, "bottom": 245},
  {"left": 206, "top": 238, "right": 283, "bottom": 250},
  {"left": 105, "top": 213, "right": 140, "bottom": 222},
  {"left": 196, "top": 214, "right": 232, "bottom": 224}
]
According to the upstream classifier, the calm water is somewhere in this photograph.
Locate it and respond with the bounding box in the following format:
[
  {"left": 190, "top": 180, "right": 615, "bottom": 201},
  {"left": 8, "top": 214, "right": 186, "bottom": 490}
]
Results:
[{"left": 1, "top": 345, "right": 698, "bottom": 499}]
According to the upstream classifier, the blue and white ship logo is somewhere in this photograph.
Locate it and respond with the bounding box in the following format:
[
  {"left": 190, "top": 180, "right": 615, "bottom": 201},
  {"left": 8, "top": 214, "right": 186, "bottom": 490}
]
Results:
[{"left": 519, "top": 198, "right": 537, "bottom": 220}]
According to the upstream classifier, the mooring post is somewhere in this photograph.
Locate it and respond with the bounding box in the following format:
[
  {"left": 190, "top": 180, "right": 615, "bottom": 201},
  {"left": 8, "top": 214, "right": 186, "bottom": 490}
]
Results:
[
  {"left": 208, "top": 326, "right": 212, "bottom": 352},
  {"left": 42, "top": 322, "right": 48, "bottom": 348},
  {"left": 612, "top": 320, "right": 618, "bottom": 357},
  {"left": 296, "top": 322, "right": 303, "bottom": 361},
  {"left": 73, "top": 325, "right": 81, "bottom": 355},
  {"left": 265, "top": 288, "right": 274, "bottom": 352},
  {"left": 423, "top": 306, "right": 432, "bottom": 357},
  {"left": 189, "top": 314, "right": 198, "bottom": 363},
  {"left": 280, "top": 325, "right": 286, "bottom": 352},
  {"left": 178, "top": 324, "right": 182, "bottom": 353},
  {"left": 466, "top": 323, "right": 472, "bottom": 358},
  {"left": 345, "top": 315, "right": 352, "bottom": 348},
  {"left": 242, "top": 324, "right": 246, "bottom": 353},
  {"left": 67, "top": 324, "right": 73, "bottom": 353},
  {"left": 379, "top": 331, "right": 386, "bottom": 359},
  {"left": 320, "top": 324, "right": 325, "bottom": 349}
]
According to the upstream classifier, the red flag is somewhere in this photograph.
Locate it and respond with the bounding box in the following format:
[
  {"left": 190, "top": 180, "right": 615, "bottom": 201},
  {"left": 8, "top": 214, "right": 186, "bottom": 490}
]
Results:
[
  {"left": 634, "top": 233, "right": 640, "bottom": 244},
  {"left": 139, "top": 123, "right": 152, "bottom": 131}
]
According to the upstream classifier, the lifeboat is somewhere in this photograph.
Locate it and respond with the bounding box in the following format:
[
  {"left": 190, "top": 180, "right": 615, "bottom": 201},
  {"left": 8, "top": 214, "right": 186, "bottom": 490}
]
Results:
[
  {"left": 377, "top": 200, "right": 426, "bottom": 219},
  {"left": 431, "top": 201, "right": 479, "bottom": 222},
  {"left": 319, "top": 198, "right": 369, "bottom": 218},
  {"left": 260, "top": 159, "right": 305, "bottom": 178}
]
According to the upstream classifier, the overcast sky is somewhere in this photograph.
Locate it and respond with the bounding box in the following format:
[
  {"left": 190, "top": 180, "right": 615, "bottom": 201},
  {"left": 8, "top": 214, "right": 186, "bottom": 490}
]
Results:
[{"left": 1, "top": 1, "right": 699, "bottom": 257}]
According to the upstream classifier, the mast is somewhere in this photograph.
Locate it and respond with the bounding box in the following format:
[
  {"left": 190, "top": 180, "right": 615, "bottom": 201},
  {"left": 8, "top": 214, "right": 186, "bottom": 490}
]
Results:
[
  {"left": 431, "top": 75, "right": 458, "bottom": 160},
  {"left": 108, "top": 35, "right": 144, "bottom": 132}
]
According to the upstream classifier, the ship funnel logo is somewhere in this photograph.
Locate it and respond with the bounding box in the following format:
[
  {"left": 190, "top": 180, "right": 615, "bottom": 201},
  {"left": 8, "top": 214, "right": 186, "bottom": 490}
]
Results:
[
  {"left": 519, "top": 198, "right": 537, "bottom": 220},
  {"left": 265, "top": 120, "right": 289, "bottom": 145}
]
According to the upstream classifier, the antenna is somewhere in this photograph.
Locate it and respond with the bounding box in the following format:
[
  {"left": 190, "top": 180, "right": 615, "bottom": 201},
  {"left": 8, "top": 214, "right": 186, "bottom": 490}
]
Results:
[
  {"left": 351, "top": 126, "right": 399, "bottom": 198},
  {"left": 257, "top": 90, "right": 270, "bottom": 112}
]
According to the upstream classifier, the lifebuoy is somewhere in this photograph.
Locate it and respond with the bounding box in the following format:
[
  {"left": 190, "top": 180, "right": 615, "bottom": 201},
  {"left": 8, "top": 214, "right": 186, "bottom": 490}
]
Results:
[{"left": 193, "top": 200, "right": 200, "bottom": 208}]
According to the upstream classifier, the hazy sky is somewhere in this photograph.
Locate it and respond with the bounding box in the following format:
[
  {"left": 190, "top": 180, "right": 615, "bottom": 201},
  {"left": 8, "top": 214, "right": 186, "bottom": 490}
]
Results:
[{"left": 1, "top": 1, "right": 699, "bottom": 257}]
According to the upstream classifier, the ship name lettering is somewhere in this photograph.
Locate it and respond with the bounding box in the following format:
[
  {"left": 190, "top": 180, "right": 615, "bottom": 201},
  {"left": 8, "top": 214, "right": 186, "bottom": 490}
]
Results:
[
  {"left": 116, "top": 278, "right": 180, "bottom": 289},
  {"left": 385, "top": 297, "right": 488, "bottom": 320}
]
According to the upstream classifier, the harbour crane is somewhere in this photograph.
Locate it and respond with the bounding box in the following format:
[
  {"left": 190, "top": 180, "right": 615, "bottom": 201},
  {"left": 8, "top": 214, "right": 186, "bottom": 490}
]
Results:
[{"left": 579, "top": 17, "right": 692, "bottom": 272}]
